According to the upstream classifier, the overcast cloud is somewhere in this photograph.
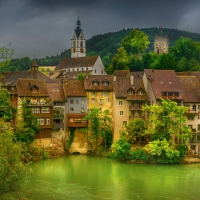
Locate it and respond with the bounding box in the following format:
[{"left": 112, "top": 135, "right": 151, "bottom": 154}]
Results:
[{"left": 0, "top": 0, "right": 200, "bottom": 58}]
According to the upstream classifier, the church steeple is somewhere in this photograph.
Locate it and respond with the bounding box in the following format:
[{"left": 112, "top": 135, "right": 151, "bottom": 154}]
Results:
[{"left": 70, "top": 14, "right": 86, "bottom": 58}]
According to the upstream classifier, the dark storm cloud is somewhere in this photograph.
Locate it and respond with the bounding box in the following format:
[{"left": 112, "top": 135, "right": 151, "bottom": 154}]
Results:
[{"left": 0, "top": 0, "right": 200, "bottom": 58}]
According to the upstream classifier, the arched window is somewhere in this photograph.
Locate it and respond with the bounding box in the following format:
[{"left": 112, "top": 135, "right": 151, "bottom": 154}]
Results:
[
  {"left": 80, "top": 41, "right": 83, "bottom": 48},
  {"left": 74, "top": 41, "right": 76, "bottom": 47}
]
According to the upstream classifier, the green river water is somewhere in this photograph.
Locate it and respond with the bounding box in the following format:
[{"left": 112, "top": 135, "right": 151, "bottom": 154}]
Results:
[{"left": 29, "top": 155, "right": 200, "bottom": 200}]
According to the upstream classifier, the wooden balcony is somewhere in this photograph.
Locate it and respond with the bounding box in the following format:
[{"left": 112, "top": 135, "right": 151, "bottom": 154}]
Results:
[
  {"left": 129, "top": 106, "right": 142, "bottom": 110},
  {"left": 129, "top": 116, "right": 145, "bottom": 120},
  {"left": 68, "top": 121, "right": 87, "bottom": 128},
  {"left": 67, "top": 113, "right": 88, "bottom": 128}
]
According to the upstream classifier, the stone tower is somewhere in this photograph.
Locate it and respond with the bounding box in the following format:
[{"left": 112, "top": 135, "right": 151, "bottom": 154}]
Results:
[
  {"left": 70, "top": 16, "right": 86, "bottom": 58},
  {"left": 154, "top": 35, "right": 169, "bottom": 54}
]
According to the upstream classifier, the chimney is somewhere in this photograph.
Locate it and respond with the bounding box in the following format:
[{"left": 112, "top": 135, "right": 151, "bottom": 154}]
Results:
[{"left": 130, "top": 75, "right": 134, "bottom": 86}]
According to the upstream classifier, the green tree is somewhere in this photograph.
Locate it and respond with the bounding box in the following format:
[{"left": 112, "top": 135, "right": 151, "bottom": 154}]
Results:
[
  {"left": 125, "top": 118, "right": 147, "bottom": 144},
  {"left": 0, "top": 120, "right": 31, "bottom": 199},
  {"left": 176, "top": 57, "right": 188, "bottom": 71},
  {"left": 83, "top": 107, "right": 112, "bottom": 149},
  {"left": 142, "top": 99, "right": 191, "bottom": 143},
  {"left": 122, "top": 29, "right": 150, "bottom": 55},
  {"left": 0, "top": 89, "right": 17, "bottom": 122},
  {"left": 0, "top": 42, "right": 14, "bottom": 68},
  {"left": 107, "top": 47, "right": 129, "bottom": 74}
]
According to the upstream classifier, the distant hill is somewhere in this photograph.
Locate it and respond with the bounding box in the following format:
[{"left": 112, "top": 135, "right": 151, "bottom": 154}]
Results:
[{"left": 1, "top": 27, "right": 200, "bottom": 72}]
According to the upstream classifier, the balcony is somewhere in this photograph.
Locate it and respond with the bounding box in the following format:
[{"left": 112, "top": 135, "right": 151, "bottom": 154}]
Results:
[
  {"left": 129, "top": 116, "right": 145, "bottom": 120},
  {"left": 186, "top": 109, "right": 199, "bottom": 115},
  {"left": 129, "top": 106, "right": 142, "bottom": 110},
  {"left": 68, "top": 120, "right": 87, "bottom": 128},
  {"left": 53, "top": 114, "right": 64, "bottom": 119},
  {"left": 27, "top": 102, "right": 53, "bottom": 107}
]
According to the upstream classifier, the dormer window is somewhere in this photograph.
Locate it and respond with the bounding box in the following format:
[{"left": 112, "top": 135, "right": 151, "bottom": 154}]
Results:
[
  {"left": 32, "top": 88, "right": 38, "bottom": 93},
  {"left": 128, "top": 91, "right": 134, "bottom": 95},
  {"left": 138, "top": 91, "right": 144, "bottom": 95},
  {"left": 92, "top": 79, "right": 99, "bottom": 86},
  {"left": 102, "top": 80, "right": 109, "bottom": 86}
]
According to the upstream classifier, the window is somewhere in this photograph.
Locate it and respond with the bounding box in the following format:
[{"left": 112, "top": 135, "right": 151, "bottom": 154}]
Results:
[
  {"left": 93, "top": 82, "right": 98, "bottom": 86},
  {"left": 168, "top": 92, "right": 173, "bottom": 97},
  {"left": 81, "top": 100, "right": 85, "bottom": 104},
  {"left": 120, "top": 111, "right": 124, "bottom": 116},
  {"left": 95, "top": 69, "right": 96, "bottom": 73},
  {"left": 123, "top": 121, "right": 127, "bottom": 126},
  {"left": 91, "top": 98, "right": 95, "bottom": 103},
  {"left": 130, "top": 111, "right": 135, "bottom": 116},
  {"left": 188, "top": 125, "right": 193, "bottom": 129},
  {"left": 54, "top": 101, "right": 65, "bottom": 106},
  {"left": 188, "top": 116, "right": 194, "bottom": 120},
  {"left": 193, "top": 105, "right": 196, "bottom": 111},
  {"left": 46, "top": 118, "right": 50, "bottom": 125},
  {"left": 70, "top": 107, "right": 74, "bottom": 112},
  {"left": 138, "top": 91, "right": 144, "bottom": 95},
  {"left": 128, "top": 91, "right": 134, "bottom": 95},
  {"left": 32, "top": 88, "right": 38, "bottom": 93},
  {"left": 198, "top": 115, "right": 200, "bottom": 119},
  {"left": 41, "top": 107, "right": 50, "bottom": 113},
  {"left": 82, "top": 68, "right": 84, "bottom": 71},
  {"left": 81, "top": 107, "right": 85, "bottom": 113},
  {"left": 139, "top": 102, "right": 143, "bottom": 106},
  {"left": 99, "top": 99, "right": 104, "bottom": 105},
  {"left": 70, "top": 100, "right": 74, "bottom": 104},
  {"left": 174, "top": 92, "right": 179, "bottom": 97},
  {"left": 198, "top": 105, "right": 200, "bottom": 110},
  {"left": 32, "top": 107, "right": 40, "bottom": 113},
  {"left": 184, "top": 105, "right": 190, "bottom": 108},
  {"left": 162, "top": 91, "right": 167, "bottom": 96},
  {"left": 37, "top": 118, "right": 44, "bottom": 125},
  {"left": 103, "top": 91, "right": 107, "bottom": 96},
  {"left": 107, "top": 98, "right": 110, "bottom": 103},
  {"left": 102, "top": 81, "right": 108, "bottom": 86},
  {"left": 80, "top": 41, "right": 83, "bottom": 48},
  {"left": 119, "top": 101, "right": 123, "bottom": 106},
  {"left": 92, "top": 91, "right": 96, "bottom": 96},
  {"left": 86, "top": 67, "right": 88, "bottom": 70},
  {"left": 102, "top": 70, "right": 103, "bottom": 74},
  {"left": 198, "top": 124, "right": 200, "bottom": 131},
  {"left": 76, "top": 100, "right": 79, "bottom": 104}
]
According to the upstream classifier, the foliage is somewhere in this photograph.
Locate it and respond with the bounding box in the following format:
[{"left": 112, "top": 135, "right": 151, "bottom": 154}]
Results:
[
  {"left": 142, "top": 98, "right": 191, "bottom": 143},
  {"left": 0, "top": 42, "right": 14, "bottom": 68},
  {"left": 125, "top": 118, "right": 147, "bottom": 144},
  {"left": 0, "top": 120, "right": 32, "bottom": 199},
  {"left": 42, "top": 147, "right": 48, "bottom": 159},
  {"left": 129, "top": 148, "right": 149, "bottom": 161},
  {"left": 65, "top": 128, "right": 75, "bottom": 151},
  {"left": 144, "top": 139, "right": 181, "bottom": 163},
  {"left": 0, "top": 89, "right": 17, "bottom": 121},
  {"left": 177, "top": 144, "right": 188, "bottom": 159},
  {"left": 110, "top": 137, "right": 131, "bottom": 159},
  {"left": 15, "top": 99, "right": 40, "bottom": 144},
  {"left": 83, "top": 107, "right": 112, "bottom": 149},
  {"left": 122, "top": 29, "right": 150, "bottom": 55},
  {"left": 107, "top": 47, "right": 129, "bottom": 74}
]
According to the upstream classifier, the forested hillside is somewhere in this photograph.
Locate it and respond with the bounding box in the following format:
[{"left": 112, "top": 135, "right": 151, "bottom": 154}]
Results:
[{"left": 1, "top": 27, "right": 200, "bottom": 72}]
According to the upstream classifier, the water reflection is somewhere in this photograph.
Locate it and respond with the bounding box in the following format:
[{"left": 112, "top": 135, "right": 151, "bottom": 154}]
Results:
[{"left": 30, "top": 155, "right": 200, "bottom": 200}]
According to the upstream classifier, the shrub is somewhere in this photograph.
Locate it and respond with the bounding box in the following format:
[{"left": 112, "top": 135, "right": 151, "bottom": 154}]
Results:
[{"left": 129, "top": 148, "right": 149, "bottom": 161}]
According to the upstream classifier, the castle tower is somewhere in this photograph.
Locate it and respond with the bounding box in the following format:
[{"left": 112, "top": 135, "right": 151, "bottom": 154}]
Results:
[
  {"left": 154, "top": 35, "right": 169, "bottom": 54},
  {"left": 70, "top": 16, "right": 86, "bottom": 58}
]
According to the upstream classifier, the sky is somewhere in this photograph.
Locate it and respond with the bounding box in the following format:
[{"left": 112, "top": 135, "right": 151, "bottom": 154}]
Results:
[{"left": 0, "top": 0, "right": 200, "bottom": 59}]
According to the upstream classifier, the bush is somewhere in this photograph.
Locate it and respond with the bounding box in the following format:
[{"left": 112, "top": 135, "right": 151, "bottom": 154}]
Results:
[{"left": 129, "top": 148, "right": 149, "bottom": 161}]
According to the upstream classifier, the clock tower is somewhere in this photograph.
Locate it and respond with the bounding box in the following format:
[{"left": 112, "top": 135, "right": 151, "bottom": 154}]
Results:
[{"left": 71, "top": 16, "right": 86, "bottom": 58}]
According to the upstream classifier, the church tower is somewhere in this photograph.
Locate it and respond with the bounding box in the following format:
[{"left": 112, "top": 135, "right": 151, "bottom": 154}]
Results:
[
  {"left": 71, "top": 16, "right": 86, "bottom": 58},
  {"left": 154, "top": 35, "right": 169, "bottom": 54}
]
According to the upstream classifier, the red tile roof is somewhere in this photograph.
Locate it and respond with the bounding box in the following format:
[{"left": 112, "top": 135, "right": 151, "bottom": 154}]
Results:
[
  {"left": 46, "top": 83, "right": 65, "bottom": 101},
  {"left": 144, "top": 69, "right": 184, "bottom": 100}
]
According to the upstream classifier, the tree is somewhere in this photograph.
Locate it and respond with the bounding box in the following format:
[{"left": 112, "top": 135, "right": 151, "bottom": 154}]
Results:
[
  {"left": 83, "top": 107, "right": 112, "bottom": 149},
  {"left": 0, "top": 120, "right": 31, "bottom": 199},
  {"left": 0, "top": 89, "right": 17, "bottom": 122},
  {"left": 0, "top": 42, "right": 14, "bottom": 68},
  {"left": 125, "top": 118, "right": 147, "bottom": 144},
  {"left": 107, "top": 47, "right": 129, "bottom": 74},
  {"left": 122, "top": 29, "right": 150, "bottom": 55},
  {"left": 142, "top": 99, "right": 191, "bottom": 143}
]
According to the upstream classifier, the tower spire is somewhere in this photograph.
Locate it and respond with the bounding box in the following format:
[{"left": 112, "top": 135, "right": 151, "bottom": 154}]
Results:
[{"left": 77, "top": 11, "right": 81, "bottom": 28}]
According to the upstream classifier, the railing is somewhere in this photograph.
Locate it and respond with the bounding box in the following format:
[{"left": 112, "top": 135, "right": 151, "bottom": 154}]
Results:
[
  {"left": 68, "top": 121, "right": 87, "bottom": 127},
  {"left": 27, "top": 102, "right": 53, "bottom": 106},
  {"left": 129, "top": 106, "right": 142, "bottom": 110},
  {"left": 53, "top": 114, "right": 64, "bottom": 119}
]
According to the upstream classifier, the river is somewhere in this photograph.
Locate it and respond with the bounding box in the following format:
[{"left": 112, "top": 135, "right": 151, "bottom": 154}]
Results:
[{"left": 29, "top": 155, "right": 200, "bottom": 200}]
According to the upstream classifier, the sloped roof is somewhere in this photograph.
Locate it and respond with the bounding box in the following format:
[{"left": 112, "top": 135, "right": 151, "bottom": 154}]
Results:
[
  {"left": 55, "top": 56, "right": 99, "bottom": 70},
  {"left": 46, "top": 83, "right": 65, "bottom": 101},
  {"left": 63, "top": 79, "right": 86, "bottom": 97},
  {"left": 178, "top": 76, "right": 200, "bottom": 103},
  {"left": 16, "top": 79, "right": 49, "bottom": 97},
  {"left": 144, "top": 69, "right": 184, "bottom": 100},
  {"left": 2, "top": 70, "right": 54, "bottom": 87},
  {"left": 84, "top": 75, "right": 113, "bottom": 91}
]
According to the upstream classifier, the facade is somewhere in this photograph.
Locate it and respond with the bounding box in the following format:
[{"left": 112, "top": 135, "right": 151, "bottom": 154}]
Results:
[
  {"left": 63, "top": 79, "right": 88, "bottom": 153},
  {"left": 154, "top": 35, "right": 169, "bottom": 54},
  {"left": 16, "top": 79, "right": 53, "bottom": 142}
]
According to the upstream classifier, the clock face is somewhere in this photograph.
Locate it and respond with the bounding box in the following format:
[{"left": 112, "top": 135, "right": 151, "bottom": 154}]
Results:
[
  {"left": 73, "top": 48, "right": 76, "bottom": 52},
  {"left": 80, "top": 48, "right": 84, "bottom": 53}
]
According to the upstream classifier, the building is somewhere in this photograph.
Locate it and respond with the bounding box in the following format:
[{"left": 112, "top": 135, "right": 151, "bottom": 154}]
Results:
[{"left": 154, "top": 35, "right": 169, "bottom": 54}]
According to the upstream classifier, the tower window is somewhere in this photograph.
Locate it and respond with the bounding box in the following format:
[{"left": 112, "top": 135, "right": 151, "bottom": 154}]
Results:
[
  {"left": 74, "top": 41, "right": 76, "bottom": 47},
  {"left": 80, "top": 41, "right": 83, "bottom": 48}
]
